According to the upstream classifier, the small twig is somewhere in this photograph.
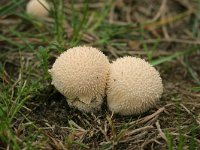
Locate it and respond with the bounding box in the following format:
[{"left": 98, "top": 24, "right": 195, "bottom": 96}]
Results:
[
  {"left": 139, "top": 107, "right": 165, "bottom": 124},
  {"left": 178, "top": 89, "right": 200, "bottom": 97},
  {"left": 107, "top": 45, "right": 119, "bottom": 58},
  {"left": 152, "top": 0, "right": 167, "bottom": 22},
  {"left": 180, "top": 104, "right": 200, "bottom": 125},
  {"left": 171, "top": 132, "right": 200, "bottom": 143},
  {"left": 141, "top": 136, "right": 163, "bottom": 149},
  {"left": 128, "top": 107, "right": 165, "bottom": 126},
  {"left": 146, "top": 115, "right": 159, "bottom": 125},
  {"left": 141, "top": 38, "right": 200, "bottom": 45},
  {"left": 155, "top": 120, "right": 167, "bottom": 142},
  {"left": 98, "top": 126, "right": 110, "bottom": 141},
  {"left": 125, "top": 126, "right": 154, "bottom": 137},
  {"left": 120, "top": 131, "right": 148, "bottom": 143}
]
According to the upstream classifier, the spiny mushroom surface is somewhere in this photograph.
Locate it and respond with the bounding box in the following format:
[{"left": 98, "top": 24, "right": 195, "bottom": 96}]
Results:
[
  {"left": 26, "top": 0, "right": 50, "bottom": 18},
  {"left": 106, "top": 56, "right": 163, "bottom": 115},
  {"left": 49, "top": 46, "right": 110, "bottom": 112}
]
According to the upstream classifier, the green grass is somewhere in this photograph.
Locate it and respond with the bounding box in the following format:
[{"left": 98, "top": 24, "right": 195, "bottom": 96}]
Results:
[
  {"left": 140, "top": 25, "right": 160, "bottom": 62},
  {"left": 151, "top": 46, "right": 200, "bottom": 66},
  {"left": 0, "top": 0, "right": 24, "bottom": 16},
  {"left": 0, "top": 0, "right": 200, "bottom": 149},
  {"left": 68, "top": 0, "right": 90, "bottom": 47},
  {"left": 36, "top": 46, "right": 50, "bottom": 79},
  {"left": 0, "top": 63, "right": 43, "bottom": 149},
  {"left": 163, "top": 95, "right": 200, "bottom": 149},
  {"left": 51, "top": 0, "right": 65, "bottom": 50}
]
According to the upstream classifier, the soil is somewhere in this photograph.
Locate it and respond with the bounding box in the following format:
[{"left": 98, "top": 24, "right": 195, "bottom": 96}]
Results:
[{"left": 1, "top": 0, "right": 200, "bottom": 149}]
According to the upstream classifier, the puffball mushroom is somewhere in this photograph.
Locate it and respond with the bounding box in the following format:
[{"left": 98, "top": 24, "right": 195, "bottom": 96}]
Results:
[
  {"left": 49, "top": 46, "right": 110, "bottom": 112},
  {"left": 107, "top": 56, "right": 163, "bottom": 115},
  {"left": 26, "top": 0, "right": 50, "bottom": 18}
]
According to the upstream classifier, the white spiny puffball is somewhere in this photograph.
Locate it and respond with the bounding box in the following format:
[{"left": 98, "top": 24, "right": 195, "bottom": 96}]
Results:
[
  {"left": 26, "top": 0, "right": 50, "bottom": 18},
  {"left": 49, "top": 46, "right": 110, "bottom": 112},
  {"left": 106, "top": 56, "right": 163, "bottom": 115}
]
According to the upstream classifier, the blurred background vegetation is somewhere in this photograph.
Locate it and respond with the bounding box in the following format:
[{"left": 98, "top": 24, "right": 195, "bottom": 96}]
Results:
[{"left": 0, "top": 0, "right": 200, "bottom": 149}]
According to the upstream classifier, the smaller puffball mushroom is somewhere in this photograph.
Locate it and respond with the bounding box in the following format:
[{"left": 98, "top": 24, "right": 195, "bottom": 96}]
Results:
[
  {"left": 26, "top": 0, "right": 50, "bottom": 18},
  {"left": 49, "top": 46, "right": 110, "bottom": 112},
  {"left": 107, "top": 56, "right": 163, "bottom": 115}
]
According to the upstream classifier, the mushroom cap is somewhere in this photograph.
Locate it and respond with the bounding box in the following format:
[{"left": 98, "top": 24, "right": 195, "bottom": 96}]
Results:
[
  {"left": 106, "top": 56, "right": 163, "bottom": 115},
  {"left": 26, "top": 0, "right": 50, "bottom": 18},
  {"left": 49, "top": 46, "right": 110, "bottom": 112}
]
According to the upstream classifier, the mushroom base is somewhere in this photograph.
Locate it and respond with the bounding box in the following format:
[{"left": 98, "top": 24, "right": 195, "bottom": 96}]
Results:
[
  {"left": 67, "top": 96, "right": 103, "bottom": 113},
  {"left": 108, "top": 98, "right": 158, "bottom": 116}
]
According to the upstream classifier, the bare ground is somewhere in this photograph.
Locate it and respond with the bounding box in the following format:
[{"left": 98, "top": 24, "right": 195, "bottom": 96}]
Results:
[{"left": 1, "top": 0, "right": 200, "bottom": 149}]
